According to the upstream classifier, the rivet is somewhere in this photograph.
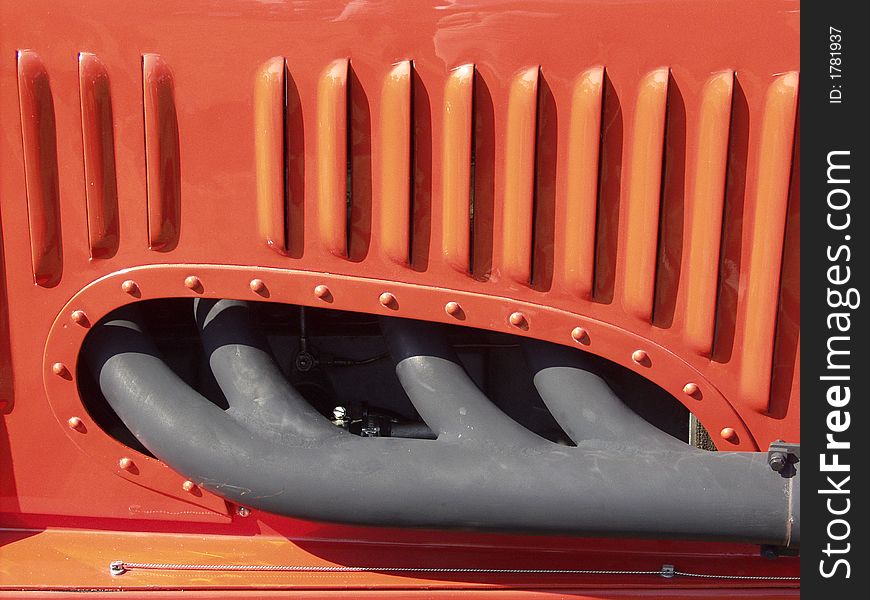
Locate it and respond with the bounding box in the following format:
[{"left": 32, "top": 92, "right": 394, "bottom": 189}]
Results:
[
  {"left": 249, "top": 278, "right": 267, "bottom": 295},
  {"left": 71, "top": 310, "right": 89, "bottom": 327},
  {"left": 182, "top": 480, "right": 197, "bottom": 493},
  {"left": 67, "top": 416, "right": 84, "bottom": 431},
  {"left": 570, "top": 327, "right": 589, "bottom": 344},
  {"left": 121, "top": 280, "right": 139, "bottom": 295},
  {"left": 236, "top": 506, "right": 251, "bottom": 517},
  {"left": 631, "top": 349, "right": 650, "bottom": 366},
  {"left": 379, "top": 292, "right": 398, "bottom": 309},
  {"left": 445, "top": 301, "right": 463, "bottom": 317},
  {"left": 184, "top": 275, "right": 202, "bottom": 291},
  {"left": 51, "top": 362, "right": 69, "bottom": 377},
  {"left": 720, "top": 427, "right": 738, "bottom": 443},
  {"left": 119, "top": 457, "right": 135, "bottom": 471},
  {"left": 509, "top": 312, "right": 528, "bottom": 329},
  {"left": 683, "top": 382, "right": 701, "bottom": 398},
  {"left": 314, "top": 284, "right": 332, "bottom": 300}
]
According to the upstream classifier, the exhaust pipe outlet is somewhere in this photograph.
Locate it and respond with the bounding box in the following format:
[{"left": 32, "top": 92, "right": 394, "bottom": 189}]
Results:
[{"left": 84, "top": 301, "right": 799, "bottom": 547}]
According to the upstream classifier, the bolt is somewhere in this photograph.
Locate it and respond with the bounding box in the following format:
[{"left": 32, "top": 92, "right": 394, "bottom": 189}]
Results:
[
  {"left": 314, "top": 284, "right": 332, "bottom": 300},
  {"left": 236, "top": 506, "right": 251, "bottom": 517},
  {"left": 182, "top": 480, "right": 197, "bottom": 492},
  {"left": 295, "top": 351, "right": 315, "bottom": 372},
  {"left": 509, "top": 312, "right": 528, "bottom": 329},
  {"left": 631, "top": 349, "right": 649, "bottom": 365},
  {"left": 570, "top": 327, "right": 589, "bottom": 344},
  {"left": 768, "top": 452, "right": 787, "bottom": 472},
  {"left": 121, "top": 280, "right": 139, "bottom": 295},
  {"left": 333, "top": 406, "right": 348, "bottom": 420},
  {"left": 720, "top": 427, "right": 738, "bottom": 443},
  {"left": 71, "top": 310, "right": 89, "bottom": 327},
  {"left": 51, "top": 362, "right": 69, "bottom": 377},
  {"left": 184, "top": 275, "right": 202, "bottom": 291},
  {"left": 445, "top": 301, "right": 461, "bottom": 316},
  {"left": 118, "top": 457, "right": 135, "bottom": 471},
  {"left": 250, "top": 278, "right": 267, "bottom": 295},
  {"left": 379, "top": 292, "right": 398, "bottom": 309},
  {"left": 683, "top": 382, "right": 701, "bottom": 398},
  {"left": 68, "top": 416, "right": 85, "bottom": 431}
]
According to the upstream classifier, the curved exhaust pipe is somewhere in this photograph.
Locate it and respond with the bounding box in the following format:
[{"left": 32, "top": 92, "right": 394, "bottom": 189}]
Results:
[
  {"left": 84, "top": 300, "right": 799, "bottom": 547},
  {"left": 521, "top": 338, "right": 689, "bottom": 452}
]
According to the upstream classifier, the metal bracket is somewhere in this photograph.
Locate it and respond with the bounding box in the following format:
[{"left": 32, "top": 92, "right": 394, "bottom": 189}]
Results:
[{"left": 767, "top": 440, "right": 800, "bottom": 474}]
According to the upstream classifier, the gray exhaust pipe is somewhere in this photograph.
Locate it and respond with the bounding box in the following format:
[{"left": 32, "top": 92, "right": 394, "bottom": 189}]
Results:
[{"left": 83, "top": 300, "right": 799, "bottom": 547}]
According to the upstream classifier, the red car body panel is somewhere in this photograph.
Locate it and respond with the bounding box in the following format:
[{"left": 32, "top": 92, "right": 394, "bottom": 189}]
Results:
[{"left": 0, "top": 0, "right": 799, "bottom": 594}]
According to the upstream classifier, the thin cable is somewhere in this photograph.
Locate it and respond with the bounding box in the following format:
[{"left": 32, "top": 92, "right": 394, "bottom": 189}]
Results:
[
  {"left": 674, "top": 570, "right": 800, "bottom": 581},
  {"left": 109, "top": 561, "right": 798, "bottom": 581}
]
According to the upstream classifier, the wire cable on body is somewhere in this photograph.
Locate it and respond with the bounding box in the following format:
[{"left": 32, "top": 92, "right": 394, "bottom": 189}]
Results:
[{"left": 109, "top": 561, "right": 799, "bottom": 581}]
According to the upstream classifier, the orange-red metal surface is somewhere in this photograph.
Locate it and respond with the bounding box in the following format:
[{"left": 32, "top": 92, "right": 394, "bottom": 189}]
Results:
[
  {"left": 0, "top": 0, "right": 799, "bottom": 593},
  {"left": 0, "top": 525, "right": 798, "bottom": 593}
]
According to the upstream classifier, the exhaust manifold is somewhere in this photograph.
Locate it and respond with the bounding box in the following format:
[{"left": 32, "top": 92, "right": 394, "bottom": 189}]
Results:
[{"left": 84, "top": 299, "right": 799, "bottom": 547}]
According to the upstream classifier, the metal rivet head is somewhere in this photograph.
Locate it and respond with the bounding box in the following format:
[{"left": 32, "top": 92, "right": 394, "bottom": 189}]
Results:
[
  {"left": 631, "top": 350, "right": 649, "bottom": 365},
  {"left": 379, "top": 292, "right": 398, "bottom": 309},
  {"left": 720, "top": 427, "right": 738, "bottom": 442},
  {"left": 509, "top": 312, "right": 528, "bottom": 329},
  {"left": 445, "top": 301, "right": 462, "bottom": 317},
  {"left": 182, "top": 480, "right": 197, "bottom": 492},
  {"left": 71, "top": 310, "right": 89, "bottom": 326},
  {"left": 67, "top": 416, "right": 84, "bottom": 431},
  {"left": 121, "top": 280, "right": 139, "bottom": 295},
  {"left": 119, "top": 457, "right": 135, "bottom": 471},
  {"left": 683, "top": 382, "right": 701, "bottom": 398},
  {"left": 249, "top": 279, "right": 267, "bottom": 295},
  {"left": 314, "top": 284, "right": 332, "bottom": 300},
  {"left": 184, "top": 276, "right": 202, "bottom": 291},
  {"left": 236, "top": 506, "right": 251, "bottom": 517},
  {"left": 51, "top": 362, "right": 69, "bottom": 377},
  {"left": 571, "top": 327, "right": 589, "bottom": 344}
]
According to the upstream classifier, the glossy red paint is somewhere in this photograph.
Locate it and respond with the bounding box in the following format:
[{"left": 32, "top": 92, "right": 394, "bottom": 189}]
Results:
[
  {"left": 0, "top": 585, "right": 802, "bottom": 600},
  {"left": 0, "top": 0, "right": 798, "bottom": 594}
]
